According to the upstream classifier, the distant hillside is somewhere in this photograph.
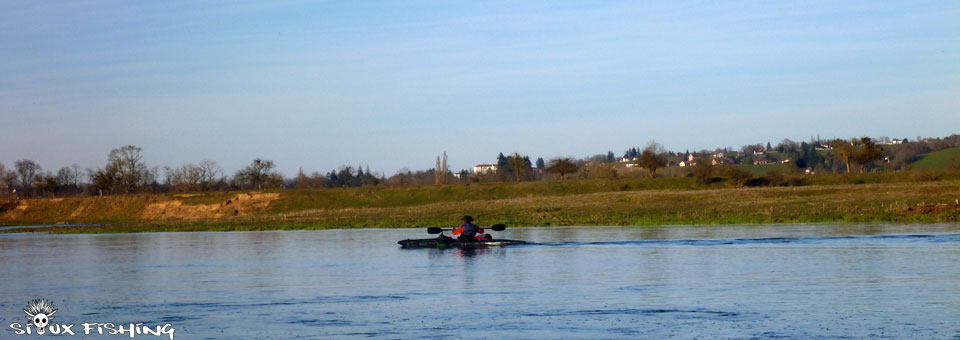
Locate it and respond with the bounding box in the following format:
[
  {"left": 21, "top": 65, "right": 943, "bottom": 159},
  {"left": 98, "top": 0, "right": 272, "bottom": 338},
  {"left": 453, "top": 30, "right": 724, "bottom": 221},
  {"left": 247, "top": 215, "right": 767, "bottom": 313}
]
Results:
[{"left": 911, "top": 147, "right": 960, "bottom": 170}]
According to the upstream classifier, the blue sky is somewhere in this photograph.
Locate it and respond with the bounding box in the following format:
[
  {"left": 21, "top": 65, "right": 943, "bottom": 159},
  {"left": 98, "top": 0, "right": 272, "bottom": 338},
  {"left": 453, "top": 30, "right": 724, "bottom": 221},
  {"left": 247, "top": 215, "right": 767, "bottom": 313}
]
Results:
[{"left": 1, "top": 0, "right": 958, "bottom": 176}]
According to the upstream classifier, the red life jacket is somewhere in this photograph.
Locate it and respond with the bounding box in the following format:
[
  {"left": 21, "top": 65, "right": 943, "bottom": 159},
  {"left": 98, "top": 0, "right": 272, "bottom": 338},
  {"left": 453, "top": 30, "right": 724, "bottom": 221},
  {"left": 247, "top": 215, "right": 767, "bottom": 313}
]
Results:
[{"left": 452, "top": 223, "right": 484, "bottom": 236}]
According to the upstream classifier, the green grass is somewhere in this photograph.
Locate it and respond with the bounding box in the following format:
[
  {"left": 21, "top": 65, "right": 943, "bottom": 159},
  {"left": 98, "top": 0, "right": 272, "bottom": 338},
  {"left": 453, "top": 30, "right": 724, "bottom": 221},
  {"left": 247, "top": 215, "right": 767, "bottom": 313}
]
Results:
[
  {"left": 911, "top": 147, "right": 960, "bottom": 170},
  {"left": 734, "top": 163, "right": 791, "bottom": 176},
  {"left": 267, "top": 177, "right": 707, "bottom": 213},
  {"left": 3, "top": 171, "right": 960, "bottom": 233},
  {"left": 4, "top": 180, "right": 960, "bottom": 234}
]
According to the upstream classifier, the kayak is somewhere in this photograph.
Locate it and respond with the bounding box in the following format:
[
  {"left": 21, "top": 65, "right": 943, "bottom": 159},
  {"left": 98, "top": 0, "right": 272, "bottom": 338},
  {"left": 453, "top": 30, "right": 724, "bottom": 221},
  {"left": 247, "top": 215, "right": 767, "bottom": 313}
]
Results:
[{"left": 398, "top": 237, "right": 528, "bottom": 249}]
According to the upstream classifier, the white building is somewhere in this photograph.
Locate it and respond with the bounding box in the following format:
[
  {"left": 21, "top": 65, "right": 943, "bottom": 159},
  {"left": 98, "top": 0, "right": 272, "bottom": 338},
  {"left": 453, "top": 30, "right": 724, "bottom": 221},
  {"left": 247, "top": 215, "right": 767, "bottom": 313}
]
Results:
[{"left": 473, "top": 164, "right": 498, "bottom": 174}]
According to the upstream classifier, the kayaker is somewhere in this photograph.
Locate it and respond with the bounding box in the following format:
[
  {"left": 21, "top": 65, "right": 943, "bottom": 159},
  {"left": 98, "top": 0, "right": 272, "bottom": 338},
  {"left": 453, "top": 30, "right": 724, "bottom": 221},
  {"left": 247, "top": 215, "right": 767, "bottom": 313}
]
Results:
[{"left": 452, "top": 215, "right": 485, "bottom": 242}]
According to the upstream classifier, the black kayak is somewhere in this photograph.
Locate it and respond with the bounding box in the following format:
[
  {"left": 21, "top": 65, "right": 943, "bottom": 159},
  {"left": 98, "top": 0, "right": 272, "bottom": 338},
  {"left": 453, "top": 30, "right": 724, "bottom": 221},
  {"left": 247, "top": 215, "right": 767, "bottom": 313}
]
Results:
[{"left": 398, "top": 237, "right": 528, "bottom": 249}]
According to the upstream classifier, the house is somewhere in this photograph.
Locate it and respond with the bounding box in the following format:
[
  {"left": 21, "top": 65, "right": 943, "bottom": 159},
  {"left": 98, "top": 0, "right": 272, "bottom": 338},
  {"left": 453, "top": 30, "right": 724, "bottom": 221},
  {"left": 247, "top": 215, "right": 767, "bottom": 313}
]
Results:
[
  {"left": 711, "top": 158, "right": 734, "bottom": 166},
  {"left": 753, "top": 150, "right": 765, "bottom": 156},
  {"left": 779, "top": 159, "right": 791, "bottom": 164},
  {"left": 805, "top": 169, "right": 815, "bottom": 174},
  {"left": 886, "top": 139, "right": 903, "bottom": 145},
  {"left": 616, "top": 157, "right": 635, "bottom": 163},
  {"left": 473, "top": 164, "right": 498, "bottom": 174},
  {"left": 753, "top": 159, "right": 770, "bottom": 165},
  {"left": 815, "top": 144, "right": 832, "bottom": 150},
  {"left": 679, "top": 160, "right": 696, "bottom": 167},
  {"left": 625, "top": 163, "right": 639, "bottom": 167}
]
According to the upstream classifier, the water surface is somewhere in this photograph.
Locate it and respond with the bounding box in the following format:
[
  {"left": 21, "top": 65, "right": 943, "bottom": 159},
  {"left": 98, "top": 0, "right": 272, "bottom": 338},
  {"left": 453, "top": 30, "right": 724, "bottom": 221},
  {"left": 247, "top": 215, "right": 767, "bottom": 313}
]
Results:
[{"left": 2, "top": 224, "right": 959, "bottom": 339}]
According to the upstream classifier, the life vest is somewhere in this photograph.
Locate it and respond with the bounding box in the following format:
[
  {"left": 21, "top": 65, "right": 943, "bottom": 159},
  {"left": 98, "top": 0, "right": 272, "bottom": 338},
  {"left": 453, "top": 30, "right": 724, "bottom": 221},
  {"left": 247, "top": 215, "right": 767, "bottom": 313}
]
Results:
[{"left": 452, "top": 223, "right": 484, "bottom": 236}]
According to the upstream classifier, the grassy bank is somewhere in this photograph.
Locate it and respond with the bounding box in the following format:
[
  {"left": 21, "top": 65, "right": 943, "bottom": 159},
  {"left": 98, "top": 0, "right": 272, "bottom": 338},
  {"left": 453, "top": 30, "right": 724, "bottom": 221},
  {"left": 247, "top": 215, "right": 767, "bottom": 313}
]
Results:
[
  {"left": 911, "top": 147, "right": 960, "bottom": 170},
  {"left": 2, "top": 171, "right": 959, "bottom": 233}
]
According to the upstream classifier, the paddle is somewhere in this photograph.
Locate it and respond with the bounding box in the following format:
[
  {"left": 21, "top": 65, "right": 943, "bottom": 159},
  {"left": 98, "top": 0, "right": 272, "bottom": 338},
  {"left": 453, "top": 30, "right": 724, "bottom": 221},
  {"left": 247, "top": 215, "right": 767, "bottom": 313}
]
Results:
[{"left": 427, "top": 224, "right": 506, "bottom": 234}]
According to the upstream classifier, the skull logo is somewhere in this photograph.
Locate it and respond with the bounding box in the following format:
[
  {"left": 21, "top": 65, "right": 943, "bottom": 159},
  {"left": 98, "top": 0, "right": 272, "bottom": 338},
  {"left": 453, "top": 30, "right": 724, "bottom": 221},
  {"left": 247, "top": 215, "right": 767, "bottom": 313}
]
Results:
[{"left": 23, "top": 299, "right": 57, "bottom": 335}]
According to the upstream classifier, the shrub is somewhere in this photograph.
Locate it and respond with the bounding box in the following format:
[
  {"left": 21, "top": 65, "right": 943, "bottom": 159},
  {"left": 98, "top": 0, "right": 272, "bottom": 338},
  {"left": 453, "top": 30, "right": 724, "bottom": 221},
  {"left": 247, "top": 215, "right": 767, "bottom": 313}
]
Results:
[
  {"left": 723, "top": 166, "right": 753, "bottom": 187},
  {"left": 744, "top": 177, "right": 770, "bottom": 187},
  {"left": 692, "top": 162, "right": 715, "bottom": 184}
]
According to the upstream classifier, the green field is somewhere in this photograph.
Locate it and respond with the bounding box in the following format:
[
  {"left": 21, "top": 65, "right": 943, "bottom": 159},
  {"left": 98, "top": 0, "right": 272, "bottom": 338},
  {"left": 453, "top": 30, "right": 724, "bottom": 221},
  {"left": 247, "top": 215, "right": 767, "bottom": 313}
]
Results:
[
  {"left": 2, "top": 170, "right": 960, "bottom": 234},
  {"left": 734, "top": 163, "right": 792, "bottom": 176},
  {"left": 911, "top": 147, "right": 960, "bottom": 170}
]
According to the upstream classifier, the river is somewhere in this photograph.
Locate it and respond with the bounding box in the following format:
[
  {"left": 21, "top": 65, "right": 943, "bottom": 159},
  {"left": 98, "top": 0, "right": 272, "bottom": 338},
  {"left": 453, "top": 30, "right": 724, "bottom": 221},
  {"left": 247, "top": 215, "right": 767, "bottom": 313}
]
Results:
[{"left": 2, "top": 224, "right": 958, "bottom": 339}]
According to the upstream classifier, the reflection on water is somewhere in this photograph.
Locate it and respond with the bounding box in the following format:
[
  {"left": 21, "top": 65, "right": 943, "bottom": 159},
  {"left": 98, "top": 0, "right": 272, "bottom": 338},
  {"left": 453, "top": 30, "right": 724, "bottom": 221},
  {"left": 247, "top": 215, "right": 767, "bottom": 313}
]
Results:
[{"left": 1, "top": 224, "right": 959, "bottom": 339}]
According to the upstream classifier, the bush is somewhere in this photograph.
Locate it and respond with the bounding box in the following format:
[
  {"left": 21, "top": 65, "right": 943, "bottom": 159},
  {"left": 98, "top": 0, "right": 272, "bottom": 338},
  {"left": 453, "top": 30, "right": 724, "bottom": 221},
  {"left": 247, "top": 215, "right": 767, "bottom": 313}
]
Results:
[
  {"left": 744, "top": 177, "right": 770, "bottom": 187},
  {"left": 691, "top": 162, "right": 715, "bottom": 184},
  {"left": 765, "top": 171, "right": 785, "bottom": 186},
  {"left": 741, "top": 169, "right": 805, "bottom": 187},
  {"left": 578, "top": 164, "right": 618, "bottom": 180},
  {"left": 723, "top": 166, "right": 753, "bottom": 187}
]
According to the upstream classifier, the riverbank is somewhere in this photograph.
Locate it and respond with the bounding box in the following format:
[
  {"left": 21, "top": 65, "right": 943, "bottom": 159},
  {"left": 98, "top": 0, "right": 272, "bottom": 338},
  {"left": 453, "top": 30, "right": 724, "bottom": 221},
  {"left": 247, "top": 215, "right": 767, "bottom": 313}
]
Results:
[{"left": 2, "top": 174, "right": 958, "bottom": 233}]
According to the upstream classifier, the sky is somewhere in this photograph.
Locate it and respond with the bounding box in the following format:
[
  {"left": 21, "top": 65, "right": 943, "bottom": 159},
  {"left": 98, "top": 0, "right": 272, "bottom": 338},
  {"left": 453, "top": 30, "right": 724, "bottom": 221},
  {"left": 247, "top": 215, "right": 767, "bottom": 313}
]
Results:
[{"left": 1, "top": 0, "right": 958, "bottom": 177}]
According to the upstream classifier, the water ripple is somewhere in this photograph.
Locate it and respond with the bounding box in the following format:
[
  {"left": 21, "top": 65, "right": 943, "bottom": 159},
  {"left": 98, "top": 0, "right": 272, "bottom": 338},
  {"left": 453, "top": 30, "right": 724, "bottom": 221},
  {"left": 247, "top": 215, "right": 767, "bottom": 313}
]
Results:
[{"left": 537, "top": 233, "right": 960, "bottom": 247}]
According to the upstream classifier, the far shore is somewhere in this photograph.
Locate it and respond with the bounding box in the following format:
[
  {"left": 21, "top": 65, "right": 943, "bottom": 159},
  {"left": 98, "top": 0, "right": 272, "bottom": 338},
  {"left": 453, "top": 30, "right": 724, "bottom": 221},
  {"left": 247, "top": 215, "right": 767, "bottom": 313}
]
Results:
[{"left": 2, "top": 174, "right": 958, "bottom": 234}]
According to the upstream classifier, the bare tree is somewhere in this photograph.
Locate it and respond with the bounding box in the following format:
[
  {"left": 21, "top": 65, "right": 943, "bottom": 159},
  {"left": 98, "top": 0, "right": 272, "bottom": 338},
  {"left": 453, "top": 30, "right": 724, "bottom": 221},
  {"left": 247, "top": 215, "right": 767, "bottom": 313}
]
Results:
[
  {"left": 164, "top": 164, "right": 201, "bottom": 192},
  {"left": 196, "top": 160, "right": 222, "bottom": 191},
  {"left": 107, "top": 145, "right": 148, "bottom": 194},
  {"left": 14, "top": 159, "right": 42, "bottom": 197},
  {"left": 40, "top": 171, "right": 60, "bottom": 197},
  {"left": 234, "top": 158, "right": 278, "bottom": 190},
  {"left": 635, "top": 140, "right": 668, "bottom": 178},
  {"left": 0, "top": 162, "right": 20, "bottom": 197},
  {"left": 164, "top": 160, "right": 222, "bottom": 192},
  {"left": 88, "top": 167, "right": 116, "bottom": 196},
  {"left": 295, "top": 168, "right": 310, "bottom": 189},
  {"left": 435, "top": 152, "right": 448, "bottom": 185},
  {"left": 56, "top": 167, "right": 77, "bottom": 195},
  {"left": 0, "top": 162, "right": 8, "bottom": 193},
  {"left": 70, "top": 164, "right": 82, "bottom": 189}
]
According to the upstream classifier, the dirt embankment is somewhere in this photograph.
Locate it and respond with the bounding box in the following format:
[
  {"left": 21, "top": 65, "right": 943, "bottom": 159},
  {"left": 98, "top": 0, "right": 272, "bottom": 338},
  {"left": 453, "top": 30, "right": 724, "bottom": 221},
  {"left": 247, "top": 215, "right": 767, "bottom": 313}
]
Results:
[
  {"left": 0, "top": 192, "right": 280, "bottom": 224},
  {"left": 141, "top": 193, "right": 279, "bottom": 220}
]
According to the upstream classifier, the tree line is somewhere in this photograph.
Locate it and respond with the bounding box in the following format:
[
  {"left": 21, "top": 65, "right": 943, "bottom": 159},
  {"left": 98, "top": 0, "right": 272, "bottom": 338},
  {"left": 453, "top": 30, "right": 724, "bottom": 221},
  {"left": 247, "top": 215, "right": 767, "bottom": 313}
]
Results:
[{"left": 1, "top": 134, "right": 957, "bottom": 198}]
